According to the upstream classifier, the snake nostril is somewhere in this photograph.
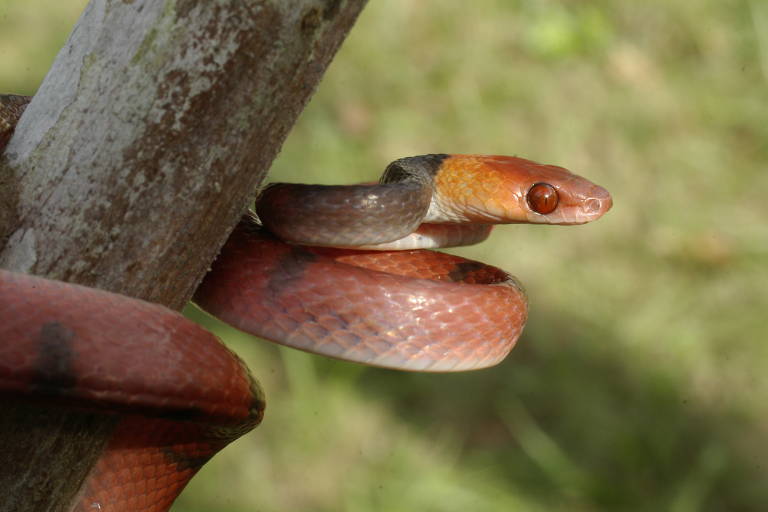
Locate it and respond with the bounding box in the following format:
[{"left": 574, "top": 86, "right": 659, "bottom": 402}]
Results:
[
  {"left": 583, "top": 186, "right": 612, "bottom": 216},
  {"left": 584, "top": 198, "right": 602, "bottom": 214}
]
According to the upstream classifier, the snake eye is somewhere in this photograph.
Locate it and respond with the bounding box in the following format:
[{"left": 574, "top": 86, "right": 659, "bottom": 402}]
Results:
[{"left": 526, "top": 183, "right": 558, "bottom": 214}]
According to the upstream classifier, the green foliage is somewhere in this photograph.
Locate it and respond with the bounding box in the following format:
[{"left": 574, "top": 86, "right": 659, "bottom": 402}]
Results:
[{"left": 2, "top": 0, "right": 767, "bottom": 509}]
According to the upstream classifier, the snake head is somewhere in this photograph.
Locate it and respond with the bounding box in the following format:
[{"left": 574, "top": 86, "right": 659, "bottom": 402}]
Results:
[{"left": 428, "top": 154, "right": 613, "bottom": 225}]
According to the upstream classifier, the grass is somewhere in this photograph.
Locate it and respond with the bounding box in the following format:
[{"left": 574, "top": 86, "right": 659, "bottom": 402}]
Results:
[{"left": 2, "top": 0, "right": 767, "bottom": 510}]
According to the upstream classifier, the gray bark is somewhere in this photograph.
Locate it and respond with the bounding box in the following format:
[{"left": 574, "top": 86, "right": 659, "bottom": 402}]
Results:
[
  {"left": 0, "top": 0, "right": 366, "bottom": 309},
  {"left": 0, "top": 0, "right": 367, "bottom": 510}
]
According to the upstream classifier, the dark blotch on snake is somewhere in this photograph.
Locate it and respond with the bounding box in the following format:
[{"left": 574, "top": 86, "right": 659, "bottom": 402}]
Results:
[
  {"left": 32, "top": 322, "right": 77, "bottom": 395},
  {"left": 162, "top": 446, "right": 212, "bottom": 471},
  {"left": 267, "top": 246, "right": 318, "bottom": 297},
  {"left": 448, "top": 261, "right": 487, "bottom": 282}
]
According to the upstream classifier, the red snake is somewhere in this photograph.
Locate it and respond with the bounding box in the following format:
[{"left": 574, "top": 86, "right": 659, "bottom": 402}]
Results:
[{"left": 0, "top": 96, "right": 611, "bottom": 510}]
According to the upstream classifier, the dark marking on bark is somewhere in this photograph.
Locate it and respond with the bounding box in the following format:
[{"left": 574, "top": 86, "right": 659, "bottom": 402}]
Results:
[
  {"left": 322, "top": 0, "right": 342, "bottom": 20},
  {"left": 32, "top": 322, "right": 78, "bottom": 395},
  {"left": 301, "top": 0, "right": 341, "bottom": 34},
  {"left": 301, "top": 7, "right": 323, "bottom": 34},
  {"left": 0, "top": 165, "right": 20, "bottom": 249},
  {"left": 0, "top": 95, "right": 31, "bottom": 152},
  {"left": 0, "top": 95, "right": 31, "bottom": 246}
]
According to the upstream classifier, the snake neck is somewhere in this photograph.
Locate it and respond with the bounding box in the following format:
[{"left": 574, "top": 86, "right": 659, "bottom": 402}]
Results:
[{"left": 379, "top": 153, "right": 449, "bottom": 187}]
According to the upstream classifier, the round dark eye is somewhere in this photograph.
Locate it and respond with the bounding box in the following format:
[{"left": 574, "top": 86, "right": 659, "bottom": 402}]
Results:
[{"left": 526, "top": 183, "right": 558, "bottom": 214}]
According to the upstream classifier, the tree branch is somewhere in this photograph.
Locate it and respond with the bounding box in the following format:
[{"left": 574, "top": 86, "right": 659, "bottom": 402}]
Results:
[
  {"left": 1, "top": 0, "right": 366, "bottom": 309},
  {"left": 0, "top": 1, "right": 366, "bottom": 510}
]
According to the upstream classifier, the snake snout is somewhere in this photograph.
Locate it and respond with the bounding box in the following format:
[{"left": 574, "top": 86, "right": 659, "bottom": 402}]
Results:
[{"left": 582, "top": 185, "right": 612, "bottom": 218}]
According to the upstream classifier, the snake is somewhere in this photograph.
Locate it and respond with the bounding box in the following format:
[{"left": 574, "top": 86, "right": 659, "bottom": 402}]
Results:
[{"left": 0, "top": 94, "right": 611, "bottom": 510}]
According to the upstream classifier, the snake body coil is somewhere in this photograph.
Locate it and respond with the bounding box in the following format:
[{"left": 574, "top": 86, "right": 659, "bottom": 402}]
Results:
[
  {"left": 194, "top": 154, "right": 611, "bottom": 371},
  {"left": 0, "top": 95, "right": 611, "bottom": 510}
]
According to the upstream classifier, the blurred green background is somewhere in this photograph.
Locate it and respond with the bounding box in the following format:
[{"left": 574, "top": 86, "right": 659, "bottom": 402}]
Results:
[{"left": 2, "top": 0, "right": 767, "bottom": 510}]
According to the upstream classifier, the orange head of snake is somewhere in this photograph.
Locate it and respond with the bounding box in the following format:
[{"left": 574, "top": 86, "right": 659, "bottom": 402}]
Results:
[{"left": 426, "top": 154, "right": 612, "bottom": 225}]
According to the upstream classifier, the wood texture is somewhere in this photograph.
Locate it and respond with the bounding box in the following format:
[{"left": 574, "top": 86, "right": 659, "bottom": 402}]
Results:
[{"left": 0, "top": 0, "right": 367, "bottom": 310}]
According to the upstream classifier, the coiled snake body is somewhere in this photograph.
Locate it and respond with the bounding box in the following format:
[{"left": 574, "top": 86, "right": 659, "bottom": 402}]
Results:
[{"left": 0, "top": 95, "right": 611, "bottom": 510}]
